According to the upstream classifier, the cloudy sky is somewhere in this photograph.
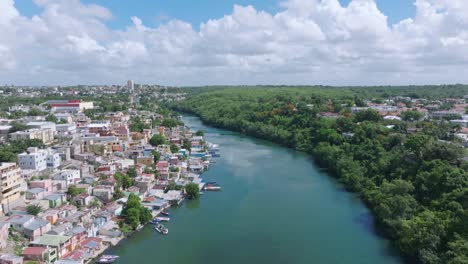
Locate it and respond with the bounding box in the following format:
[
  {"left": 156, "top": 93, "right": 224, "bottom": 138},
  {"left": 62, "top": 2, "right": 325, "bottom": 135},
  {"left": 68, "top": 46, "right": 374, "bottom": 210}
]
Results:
[{"left": 1, "top": 0, "right": 468, "bottom": 86}]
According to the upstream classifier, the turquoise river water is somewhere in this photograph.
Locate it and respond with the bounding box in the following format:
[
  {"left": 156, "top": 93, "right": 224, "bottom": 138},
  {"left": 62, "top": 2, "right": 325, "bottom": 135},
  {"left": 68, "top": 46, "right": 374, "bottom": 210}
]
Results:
[{"left": 104, "top": 115, "right": 402, "bottom": 264}]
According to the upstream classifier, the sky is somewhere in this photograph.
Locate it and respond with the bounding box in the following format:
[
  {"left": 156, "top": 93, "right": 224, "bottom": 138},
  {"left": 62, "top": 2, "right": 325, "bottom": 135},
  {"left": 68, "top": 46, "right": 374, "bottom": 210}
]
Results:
[{"left": 1, "top": 0, "right": 467, "bottom": 86}]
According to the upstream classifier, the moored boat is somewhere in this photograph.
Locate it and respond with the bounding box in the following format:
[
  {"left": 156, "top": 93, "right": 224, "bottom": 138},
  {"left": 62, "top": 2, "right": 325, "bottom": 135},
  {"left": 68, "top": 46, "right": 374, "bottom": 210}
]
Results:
[
  {"left": 155, "top": 223, "right": 169, "bottom": 235},
  {"left": 155, "top": 216, "right": 170, "bottom": 222},
  {"left": 203, "top": 185, "right": 222, "bottom": 191},
  {"left": 160, "top": 211, "right": 170, "bottom": 217},
  {"left": 96, "top": 255, "right": 119, "bottom": 263}
]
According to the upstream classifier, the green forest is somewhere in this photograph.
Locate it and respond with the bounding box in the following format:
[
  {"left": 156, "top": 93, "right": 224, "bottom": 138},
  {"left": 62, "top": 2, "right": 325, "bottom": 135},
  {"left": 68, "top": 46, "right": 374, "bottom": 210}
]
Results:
[{"left": 171, "top": 86, "right": 468, "bottom": 264}]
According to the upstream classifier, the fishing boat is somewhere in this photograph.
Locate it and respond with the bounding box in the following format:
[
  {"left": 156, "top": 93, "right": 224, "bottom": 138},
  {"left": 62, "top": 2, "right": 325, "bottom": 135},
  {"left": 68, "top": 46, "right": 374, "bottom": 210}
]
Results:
[
  {"left": 155, "top": 223, "right": 169, "bottom": 235},
  {"left": 155, "top": 216, "right": 170, "bottom": 222}
]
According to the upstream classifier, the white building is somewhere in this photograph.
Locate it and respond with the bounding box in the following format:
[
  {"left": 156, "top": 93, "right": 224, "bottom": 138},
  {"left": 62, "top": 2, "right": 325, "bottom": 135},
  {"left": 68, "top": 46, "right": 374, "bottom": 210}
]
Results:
[
  {"left": 17, "top": 147, "right": 47, "bottom": 171},
  {"left": 9, "top": 129, "right": 54, "bottom": 144},
  {"left": 53, "top": 169, "right": 80, "bottom": 185},
  {"left": 46, "top": 152, "right": 61, "bottom": 169},
  {"left": 56, "top": 124, "right": 77, "bottom": 135},
  {"left": 27, "top": 122, "right": 56, "bottom": 133}
]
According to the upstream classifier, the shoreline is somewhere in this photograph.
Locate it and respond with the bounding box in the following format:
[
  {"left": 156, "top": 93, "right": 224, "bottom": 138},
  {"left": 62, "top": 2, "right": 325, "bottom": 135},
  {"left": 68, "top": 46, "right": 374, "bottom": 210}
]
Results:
[{"left": 90, "top": 129, "right": 217, "bottom": 263}]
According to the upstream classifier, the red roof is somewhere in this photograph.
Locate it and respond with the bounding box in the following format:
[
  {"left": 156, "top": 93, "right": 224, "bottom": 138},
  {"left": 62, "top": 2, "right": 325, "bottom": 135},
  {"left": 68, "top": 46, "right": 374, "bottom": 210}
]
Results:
[{"left": 23, "top": 247, "right": 47, "bottom": 256}]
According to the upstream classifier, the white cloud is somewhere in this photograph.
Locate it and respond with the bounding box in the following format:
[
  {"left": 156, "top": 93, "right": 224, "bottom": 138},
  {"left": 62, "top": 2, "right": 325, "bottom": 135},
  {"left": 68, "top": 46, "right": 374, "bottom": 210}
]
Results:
[{"left": 1, "top": 0, "right": 468, "bottom": 85}]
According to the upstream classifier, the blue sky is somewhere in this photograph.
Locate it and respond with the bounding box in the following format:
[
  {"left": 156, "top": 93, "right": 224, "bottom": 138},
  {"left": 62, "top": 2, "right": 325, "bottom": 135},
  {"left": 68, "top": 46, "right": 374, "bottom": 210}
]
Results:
[
  {"left": 15, "top": 0, "right": 416, "bottom": 29},
  {"left": 4, "top": 0, "right": 465, "bottom": 86}
]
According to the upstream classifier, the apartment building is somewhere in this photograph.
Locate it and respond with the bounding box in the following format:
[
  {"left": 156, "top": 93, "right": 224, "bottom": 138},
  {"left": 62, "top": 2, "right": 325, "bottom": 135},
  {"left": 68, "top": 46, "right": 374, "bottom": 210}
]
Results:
[{"left": 0, "top": 163, "right": 24, "bottom": 214}]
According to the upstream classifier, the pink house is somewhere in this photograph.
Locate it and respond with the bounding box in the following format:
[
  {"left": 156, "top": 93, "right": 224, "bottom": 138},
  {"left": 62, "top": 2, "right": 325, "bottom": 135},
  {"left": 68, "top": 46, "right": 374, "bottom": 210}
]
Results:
[{"left": 29, "top": 179, "right": 53, "bottom": 196}]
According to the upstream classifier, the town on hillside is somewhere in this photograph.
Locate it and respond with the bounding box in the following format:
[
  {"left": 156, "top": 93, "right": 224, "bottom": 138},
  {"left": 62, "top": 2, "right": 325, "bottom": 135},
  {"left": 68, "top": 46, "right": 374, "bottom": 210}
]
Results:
[{"left": 0, "top": 82, "right": 221, "bottom": 264}]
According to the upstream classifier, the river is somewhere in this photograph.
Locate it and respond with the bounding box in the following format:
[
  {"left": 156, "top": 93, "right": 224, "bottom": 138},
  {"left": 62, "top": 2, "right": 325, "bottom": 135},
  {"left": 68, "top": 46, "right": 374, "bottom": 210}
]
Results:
[{"left": 104, "top": 115, "right": 402, "bottom": 264}]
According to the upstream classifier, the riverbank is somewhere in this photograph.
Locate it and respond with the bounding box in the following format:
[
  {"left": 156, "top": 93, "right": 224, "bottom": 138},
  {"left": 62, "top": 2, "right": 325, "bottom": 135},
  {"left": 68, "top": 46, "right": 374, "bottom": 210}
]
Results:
[{"left": 101, "top": 115, "right": 402, "bottom": 264}]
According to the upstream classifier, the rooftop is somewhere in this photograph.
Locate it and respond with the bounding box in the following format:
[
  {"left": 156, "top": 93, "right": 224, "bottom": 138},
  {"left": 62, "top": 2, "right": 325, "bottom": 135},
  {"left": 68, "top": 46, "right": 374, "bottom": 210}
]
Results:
[{"left": 31, "top": 234, "right": 72, "bottom": 247}]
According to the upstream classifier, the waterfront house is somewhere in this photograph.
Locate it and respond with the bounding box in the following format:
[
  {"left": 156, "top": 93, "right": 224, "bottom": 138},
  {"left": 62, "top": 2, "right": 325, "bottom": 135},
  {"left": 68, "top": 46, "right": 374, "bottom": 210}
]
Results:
[
  {"left": 22, "top": 246, "right": 58, "bottom": 263},
  {"left": 79, "top": 237, "right": 103, "bottom": 255},
  {"left": 29, "top": 234, "right": 74, "bottom": 259}
]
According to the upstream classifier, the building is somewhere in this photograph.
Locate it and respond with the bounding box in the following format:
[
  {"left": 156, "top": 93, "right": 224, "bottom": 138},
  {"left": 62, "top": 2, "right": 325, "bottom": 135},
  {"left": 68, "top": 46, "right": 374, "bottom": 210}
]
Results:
[
  {"left": 127, "top": 80, "right": 134, "bottom": 92},
  {"left": 29, "top": 234, "right": 74, "bottom": 259},
  {"left": 53, "top": 170, "right": 81, "bottom": 185},
  {"left": 0, "top": 254, "right": 23, "bottom": 264},
  {"left": 9, "top": 128, "right": 54, "bottom": 144},
  {"left": 0, "top": 222, "right": 10, "bottom": 248},
  {"left": 46, "top": 151, "right": 61, "bottom": 168},
  {"left": 46, "top": 100, "right": 94, "bottom": 113},
  {"left": 27, "top": 121, "right": 56, "bottom": 133},
  {"left": 22, "top": 246, "right": 57, "bottom": 263},
  {"left": 0, "top": 163, "right": 24, "bottom": 214},
  {"left": 56, "top": 124, "right": 77, "bottom": 135},
  {"left": 18, "top": 147, "right": 47, "bottom": 171}
]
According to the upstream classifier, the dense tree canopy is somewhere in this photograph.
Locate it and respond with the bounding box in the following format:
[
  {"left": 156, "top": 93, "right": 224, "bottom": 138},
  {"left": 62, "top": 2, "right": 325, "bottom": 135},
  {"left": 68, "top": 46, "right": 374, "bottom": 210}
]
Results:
[{"left": 171, "top": 87, "right": 468, "bottom": 264}]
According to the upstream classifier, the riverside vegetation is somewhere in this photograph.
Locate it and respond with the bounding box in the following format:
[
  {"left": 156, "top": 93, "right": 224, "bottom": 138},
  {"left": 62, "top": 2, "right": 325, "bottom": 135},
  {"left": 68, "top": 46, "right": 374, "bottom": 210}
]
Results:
[{"left": 171, "top": 86, "right": 468, "bottom": 264}]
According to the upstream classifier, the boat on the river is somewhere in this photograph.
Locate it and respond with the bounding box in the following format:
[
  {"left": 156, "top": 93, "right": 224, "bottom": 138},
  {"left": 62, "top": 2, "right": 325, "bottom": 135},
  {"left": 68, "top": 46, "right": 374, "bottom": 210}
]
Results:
[
  {"left": 155, "top": 216, "right": 170, "bottom": 222},
  {"left": 160, "top": 211, "right": 170, "bottom": 217},
  {"left": 203, "top": 185, "right": 221, "bottom": 191},
  {"left": 155, "top": 223, "right": 169, "bottom": 235},
  {"left": 96, "top": 255, "right": 119, "bottom": 263},
  {"left": 149, "top": 219, "right": 159, "bottom": 224}
]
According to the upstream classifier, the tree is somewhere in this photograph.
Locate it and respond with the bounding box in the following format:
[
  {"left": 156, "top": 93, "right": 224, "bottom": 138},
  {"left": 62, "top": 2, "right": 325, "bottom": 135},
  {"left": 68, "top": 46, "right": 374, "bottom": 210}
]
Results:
[
  {"left": 152, "top": 151, "right": 160, "bottom": 163},
  {"left": 113, "top": 189, "right": 125, "bottom": 201},
  {"left": 28, "top": 107, "right": 44, "bottom": 116},
  {"left": 149, "top": 134, "right": 166, "bottom": 146},
  {"left": 127, "top": 167, "right": 138, "bottom": 178},
  {"left": 401, "top": 111, "right": 424, "bottom": 122},
  {"left": 45, "top": 114, "right": 58, "bottom": 123},
  {"left": 182, "top": 140, "right": 191, "bottom": 151},
  {"left": 170, "top": 144, "right": 179, "bottom": 154},
  {"left": 114, "top": 172, "right": 134, "bottom": 189},
  {"left": 354, "top": 109, "right": 382, "bottom": 122},
  {"left": 8, "top": 121, "right": 28, "bottom": 133},
  {"left": 121, "top": 193, "right": 152, "bottom": 230},
  {"left": 161, "top": 118, "right": 182, "bottom": 128},
  {"left": 26, "top": 204, "right": 42, "bottom": 216},
  {"left": 67, "top": 185, "right": 85, "bottom": 198},
  {"left": 195, "top": 130, "right": 205, "bottom": 136},
  {"left": 185, "top": 182, "right": 200, "bottom": 199}
]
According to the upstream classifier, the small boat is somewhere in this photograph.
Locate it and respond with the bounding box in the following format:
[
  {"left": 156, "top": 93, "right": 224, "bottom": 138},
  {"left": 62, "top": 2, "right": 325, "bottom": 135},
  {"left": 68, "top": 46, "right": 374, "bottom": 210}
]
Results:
[
  {"left": 149, "top": 219, "right": 160, "bottom": 224},
  {"left": 206, "top": 181, "right": 217, "bottom": 185},
  {"left": 155, "top": 216, "right": 170, "bottom": 222},
  {"left": 102, "top": 256, "right": 119, "bottom": 260},
  {"left": 160, "top": 211, "right": 170, "bottom": 217},
  {"left": 155, "top": 223, "right": 169, "bottom": 235},
  {"left": 96, "top": 256, "right": 119, "bottom": 263},
  {"left": 203, "top": 185, "right": 222, "bottom": 191}
]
